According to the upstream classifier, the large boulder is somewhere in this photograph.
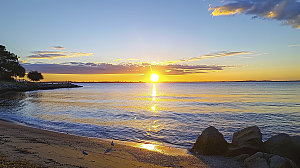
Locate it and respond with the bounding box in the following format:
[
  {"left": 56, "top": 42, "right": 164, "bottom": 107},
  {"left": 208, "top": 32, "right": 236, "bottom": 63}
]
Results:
[
  {"left": 269, "top": 155, "right": 298, "bottom": 168},
  {"left": 191, "top": 126, "right": 228, "bottom": 155},
  {"left": 228, "top": 126, "right": 263, "bottom": 156},
  {"left": 264, "top": 133, "right": 300, "bottom": 167},
  {"left": 244, "top": 152, "right": 298, "bottom": 168},
  {"left": 233, "top": 154, "right": 250, "bottom": 162},
  {"left": 244, "top": 152, "right": 269, "bottom": 168}
]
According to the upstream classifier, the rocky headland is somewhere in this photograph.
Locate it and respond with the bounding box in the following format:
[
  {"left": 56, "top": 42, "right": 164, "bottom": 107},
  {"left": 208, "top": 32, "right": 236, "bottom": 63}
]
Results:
[
  {"left": 191, "top": 126, "right": 300, "bottom": 168},
  {"left": 0, "top": 81, "right": 82, "bottom": 94}
]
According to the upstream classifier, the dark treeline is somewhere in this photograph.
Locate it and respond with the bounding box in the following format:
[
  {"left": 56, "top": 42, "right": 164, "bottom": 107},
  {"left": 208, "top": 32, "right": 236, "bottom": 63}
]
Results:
[
  {"left": 0, "top": 45, "right": 43, "bottom": 82},
  {"left": 0, "top": 45, "right": 25, "bottom": 81}
]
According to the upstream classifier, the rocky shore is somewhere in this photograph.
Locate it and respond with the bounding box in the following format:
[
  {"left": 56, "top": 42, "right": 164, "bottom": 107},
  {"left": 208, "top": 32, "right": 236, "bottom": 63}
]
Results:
[
  {"left": 0, "top": 81, "right": 82, "bottom": 94},
  {"left": 191, "top": 126, "right": 300, "bottom": 168}
]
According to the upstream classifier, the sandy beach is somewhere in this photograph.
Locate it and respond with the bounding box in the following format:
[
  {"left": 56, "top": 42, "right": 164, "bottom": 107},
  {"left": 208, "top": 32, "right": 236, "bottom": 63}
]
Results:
[{"left": 0, "top": 119, "right": 212, "bottom": 168}]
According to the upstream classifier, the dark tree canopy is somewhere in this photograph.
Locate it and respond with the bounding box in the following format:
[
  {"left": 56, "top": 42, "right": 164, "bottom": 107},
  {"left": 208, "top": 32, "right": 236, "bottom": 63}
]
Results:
[
  {"left": 0, "top": 45, "right": 25, "bottom": 81},
  {"left": 27, "top": 71, "right": 44, "bottom": 81}
]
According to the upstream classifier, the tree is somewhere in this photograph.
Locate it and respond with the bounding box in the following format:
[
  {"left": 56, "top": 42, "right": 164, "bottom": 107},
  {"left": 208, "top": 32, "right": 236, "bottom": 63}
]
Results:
[
  {"left": 0, "top": 45, "right": 25, "bottom": 81},
  {"left": 27, "top": 71, "right": 44, "bottom": 82}
]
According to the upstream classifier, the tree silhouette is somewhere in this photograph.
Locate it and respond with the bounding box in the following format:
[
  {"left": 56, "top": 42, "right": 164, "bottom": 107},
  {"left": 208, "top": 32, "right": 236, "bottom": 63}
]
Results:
[
  {"left": 0, "top": 45, "right": 25, "bottom": 81},
  {"left": 27, "top": 71, "right": 44, "bottom": 82}
]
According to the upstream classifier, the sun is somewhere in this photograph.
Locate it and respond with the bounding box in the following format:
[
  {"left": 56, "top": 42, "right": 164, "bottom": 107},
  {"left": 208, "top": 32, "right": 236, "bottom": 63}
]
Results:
[{"left": 150, "top": 73, "right": 159, "bottom": 82}]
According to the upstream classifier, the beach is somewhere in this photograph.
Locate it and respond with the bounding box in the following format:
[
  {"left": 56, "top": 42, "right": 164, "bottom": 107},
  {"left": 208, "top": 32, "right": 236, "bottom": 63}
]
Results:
[
  {"left": 0, "top": 119, "right": 212, "bottom": 168},
  {"left": 1, "top": 0, "right": 299, "bottom": 166},
  {"left": 0, "top": 82, "right": 299, "bottom": 168}
]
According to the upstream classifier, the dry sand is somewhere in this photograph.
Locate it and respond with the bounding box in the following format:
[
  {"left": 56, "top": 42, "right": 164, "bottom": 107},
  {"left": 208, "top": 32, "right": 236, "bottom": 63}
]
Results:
[{"left": 0, "top": 119, "right": 210, "bottom": 168}]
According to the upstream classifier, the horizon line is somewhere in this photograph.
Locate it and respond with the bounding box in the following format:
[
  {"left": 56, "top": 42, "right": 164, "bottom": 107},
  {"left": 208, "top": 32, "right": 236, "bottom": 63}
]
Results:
[{"left": 42, "top": 80, "right": 300, "bottom": 83}]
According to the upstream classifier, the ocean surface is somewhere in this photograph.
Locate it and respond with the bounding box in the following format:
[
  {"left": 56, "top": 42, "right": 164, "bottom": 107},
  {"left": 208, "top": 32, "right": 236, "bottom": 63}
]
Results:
[{"left": 0, "top": 82, "right": 300, "bottom": 149}]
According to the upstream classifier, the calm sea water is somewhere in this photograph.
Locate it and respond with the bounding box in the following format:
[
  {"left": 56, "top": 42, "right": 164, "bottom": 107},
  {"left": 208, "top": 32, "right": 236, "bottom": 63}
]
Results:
[{"left": 0, "top": 82, "right": 299, "bottom": 149}]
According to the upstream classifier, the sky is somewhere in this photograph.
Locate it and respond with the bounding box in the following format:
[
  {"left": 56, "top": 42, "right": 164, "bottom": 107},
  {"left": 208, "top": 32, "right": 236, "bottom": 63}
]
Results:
[{"left": 1, "top": 0, "right": 300, "bottom": 82}]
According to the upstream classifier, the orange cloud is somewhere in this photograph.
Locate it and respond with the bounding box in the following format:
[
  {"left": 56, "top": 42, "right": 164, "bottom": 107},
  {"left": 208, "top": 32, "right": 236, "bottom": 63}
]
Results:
[
  {"left": 209, "top": 6, "right": 245, "bottom": 16},
  {"left": 209, "top": 0, "right": 300, "bottom": 29}
]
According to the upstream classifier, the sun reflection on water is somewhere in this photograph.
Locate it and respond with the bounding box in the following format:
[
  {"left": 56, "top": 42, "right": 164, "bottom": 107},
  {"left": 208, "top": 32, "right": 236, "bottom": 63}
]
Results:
[
  {"left": 152, "top": 83, "right": 157, "bottom": 97},
  {"left": 151, "top": 104, "right": 156, "bottom": 111},
  {"left": 151, "top": 83, "right": 157, "bottom": 112},
  {"left": 132, "top": 141, "right": 188, "bottom": 156},
  {"left": 146, "top": 83, "right": 164, "bottom": 136},
  {"left": 138, "top": 143, "right": 159, "bottom": 151}
]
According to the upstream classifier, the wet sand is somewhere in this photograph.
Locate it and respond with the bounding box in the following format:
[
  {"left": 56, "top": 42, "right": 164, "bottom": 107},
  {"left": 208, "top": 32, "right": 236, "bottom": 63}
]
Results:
[{"left": 0, "top": 119, "right": 209, "bottom": 168}]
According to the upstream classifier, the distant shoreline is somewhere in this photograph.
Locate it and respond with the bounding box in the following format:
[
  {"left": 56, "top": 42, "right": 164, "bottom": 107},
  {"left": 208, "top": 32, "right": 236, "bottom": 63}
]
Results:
[{"left": 68, "top": 80, "right": 300, "bottom": 83}]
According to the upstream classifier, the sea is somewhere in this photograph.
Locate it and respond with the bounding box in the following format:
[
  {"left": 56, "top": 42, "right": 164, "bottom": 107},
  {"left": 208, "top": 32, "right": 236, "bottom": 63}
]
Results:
[{"left": 0, "top": 82, "right": 299, "bottom": 149}]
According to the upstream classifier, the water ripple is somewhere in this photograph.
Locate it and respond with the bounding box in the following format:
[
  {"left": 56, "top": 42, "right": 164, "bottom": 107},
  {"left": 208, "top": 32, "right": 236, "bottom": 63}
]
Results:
[{"left": 0, "top": 82, "right": 299, "bottom": 149}]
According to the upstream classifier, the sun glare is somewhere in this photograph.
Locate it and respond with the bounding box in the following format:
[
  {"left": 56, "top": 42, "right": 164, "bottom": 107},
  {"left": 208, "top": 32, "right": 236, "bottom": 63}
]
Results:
[
  {"left": 150, "top": 73, "right": 159, "bottom": 82},
  {"left": 140, "top": 144, "right": 157, "bottom": 151}
]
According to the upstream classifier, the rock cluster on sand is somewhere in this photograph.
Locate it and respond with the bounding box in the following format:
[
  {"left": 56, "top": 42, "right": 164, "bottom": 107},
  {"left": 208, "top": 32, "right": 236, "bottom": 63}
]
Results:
[
  {"left": 264, "top": 133, "right": 300, "bottom": 167},
  {"left": 191, "top": 126, "right": 300, "bottom": 168},
  {"left": 244, "top": 152, "right": 297, "bottom": 168}
]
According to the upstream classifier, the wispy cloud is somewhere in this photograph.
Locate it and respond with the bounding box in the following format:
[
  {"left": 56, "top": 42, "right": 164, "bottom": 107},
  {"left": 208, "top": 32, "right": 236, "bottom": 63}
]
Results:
[
  {"left": 209, "top": 0, "right": 300, "bottom": 29},
  {"left": 288, "top": 44, "right": 300, "bottom": 47},
  {"left": 22, "top": 62, "right": 229, "bottom": 75},
  {"left": 159, "top": 51, "right": 251, "bottom": 64},
  {"left": 113, "top": 58, "right": 140, "bottom": 61},
  {"left": 28, "top": 46, "right": 93, "bottom": 59},
  {"left": 25, "top": 50, "right": 249, "bottom": 75},
  {"left": 113, "top": 59, "right": 123, "bottom": 61},
  {"left": 51, "top": 46, "right": 65, "bottom": 50}
]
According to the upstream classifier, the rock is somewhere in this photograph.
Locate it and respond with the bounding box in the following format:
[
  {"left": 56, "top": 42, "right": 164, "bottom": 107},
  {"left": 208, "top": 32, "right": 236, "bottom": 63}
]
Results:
[
  {"left": 264, "top": 134, "right": 300, "bottom": 167},
  {"left": 228, "top": 126, "right": 263, "bottom": 156},
  {"left": 191, "top": 126, "right": 228, "bottom": 155},
  {"left": 233, "top": 154, "right": 250, "bottom": 162},
  {"left": 269, "top": 155, "right": 286, "bottom": 168},
  {"left": 269, "top": 155, "right": 298, "bottom": 168},
  {"left": 244, "top": 152, "right": 269, "bottom": 168},
  {"left": 244, "top": 152, "right": 298, "bottom": 168},
  {"left": 291, "top": 136, "right": 300, "bottom": 144}
]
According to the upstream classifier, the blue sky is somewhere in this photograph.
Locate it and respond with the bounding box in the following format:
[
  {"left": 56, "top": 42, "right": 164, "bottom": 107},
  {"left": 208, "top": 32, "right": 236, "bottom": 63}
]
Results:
[{"left": 1, "top": 0, "right": 299, "bottom": 81}]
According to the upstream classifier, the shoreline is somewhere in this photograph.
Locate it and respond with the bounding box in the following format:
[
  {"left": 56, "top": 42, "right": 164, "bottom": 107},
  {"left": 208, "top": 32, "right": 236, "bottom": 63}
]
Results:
[
  {"left": 71, "top": 81, "right": 300, "bottom": 83},
  {"left": 0, "top": 81, "right": 82, "bottom": 94},
  {"left": 0, "top": 118, "right": 245, "bottom": 168},
  {"left": 0, "top": 119, "right": 210, "bottom": 168}
]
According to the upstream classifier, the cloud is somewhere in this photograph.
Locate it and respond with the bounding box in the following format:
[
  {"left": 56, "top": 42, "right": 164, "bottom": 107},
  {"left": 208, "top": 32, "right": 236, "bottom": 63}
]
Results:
[
  {"left": 51, "top": 46, "right": 65, "bottom": 50},
  {"left": 28, "top": 50, "right": 93, "bottom": 59},
  {"left": 70, "top": 52, "right": 94, "bottom": 57},
  {"left": 113, "top": 58, "right": 140, "bottom": 61},
  {"left": 288, "top": 44, "right": 300, "bottom": 47},
  {"left": 160, "top": 51, "right": 251, "bottom": 64},
  {"left": 113, "top": 59, "right": 123, "bottom": 61},
  {"left": 22, "top": 62, "right": 229, "bottom": 75},
  {"left": 25, "top": 50, "right": 247, "bottom": 75},
  {"left": 209, "top": 0, "right": 300, "bottom": 29}
]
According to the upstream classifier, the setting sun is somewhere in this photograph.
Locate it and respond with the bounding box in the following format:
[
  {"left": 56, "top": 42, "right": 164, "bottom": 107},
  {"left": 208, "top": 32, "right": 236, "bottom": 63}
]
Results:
[
  {"left": 1, "top": 0, "right": 300, "bottom": 167},
  {"left": 150, "top": 73, "right": 159, "bottom": 82}
]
